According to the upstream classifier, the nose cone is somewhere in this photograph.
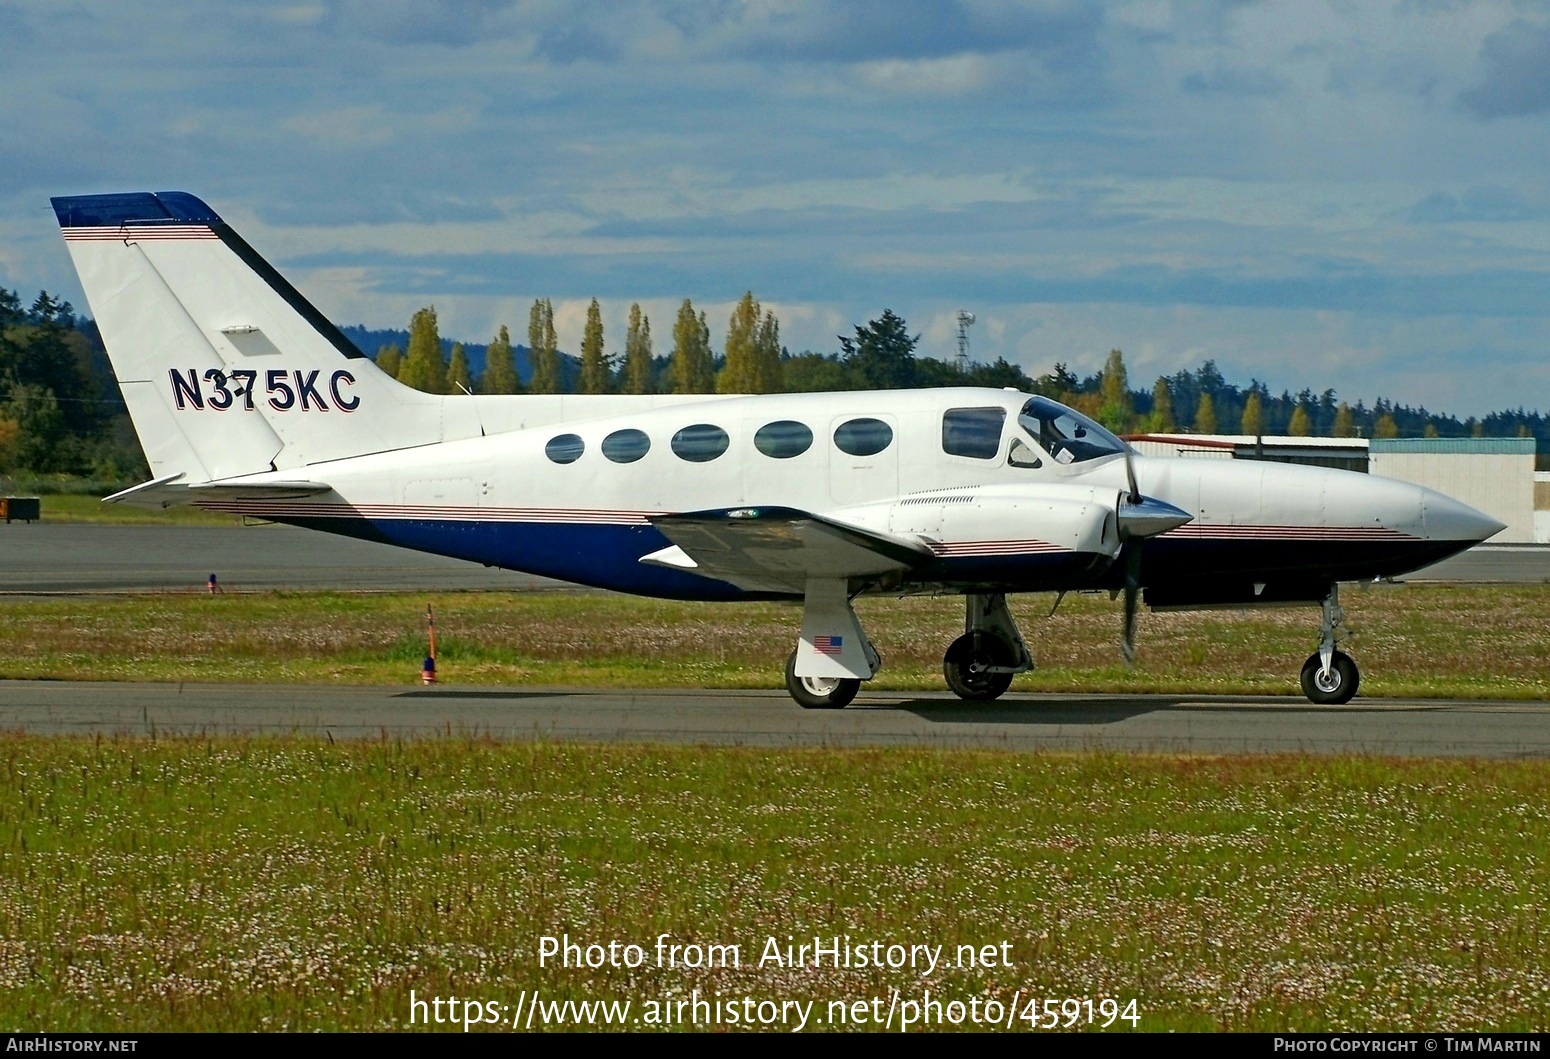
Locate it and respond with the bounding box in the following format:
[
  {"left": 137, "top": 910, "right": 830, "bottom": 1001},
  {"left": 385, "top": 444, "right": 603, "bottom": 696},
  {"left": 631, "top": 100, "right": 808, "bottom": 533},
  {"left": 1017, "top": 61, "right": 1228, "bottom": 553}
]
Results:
[
  {"left": 1118, "top": 495, "right": 1194, "bottom": 539},
  {"left": 1424, "top": 491, "right": 1507, "bottom": 543}
]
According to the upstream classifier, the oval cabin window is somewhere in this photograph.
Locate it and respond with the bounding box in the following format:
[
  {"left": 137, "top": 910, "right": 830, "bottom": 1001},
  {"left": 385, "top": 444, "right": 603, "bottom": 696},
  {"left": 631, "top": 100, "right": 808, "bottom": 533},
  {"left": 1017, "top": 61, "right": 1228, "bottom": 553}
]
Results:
[
  {"left": 601, "top": 428, "right": 651, "bottom": 464},
  {"left": 833, "top": 417, "right": 893, "bottom": 457},
  {"left": 670, "top": 424, "right": 730, "bottom": 463},
  {"left": 753, "top": 420, "right": 813, "bottom": 459},
  {"left": 545, "top": 433, "right": 585, "bottom": 464}
]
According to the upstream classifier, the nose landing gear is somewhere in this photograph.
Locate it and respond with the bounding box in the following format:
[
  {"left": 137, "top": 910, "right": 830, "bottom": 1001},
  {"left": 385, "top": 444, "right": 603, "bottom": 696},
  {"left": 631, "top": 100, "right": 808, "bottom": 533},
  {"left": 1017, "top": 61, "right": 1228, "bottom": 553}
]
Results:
[{"left": 1300, "top": 585, "right": 1359, "bottom": 705}]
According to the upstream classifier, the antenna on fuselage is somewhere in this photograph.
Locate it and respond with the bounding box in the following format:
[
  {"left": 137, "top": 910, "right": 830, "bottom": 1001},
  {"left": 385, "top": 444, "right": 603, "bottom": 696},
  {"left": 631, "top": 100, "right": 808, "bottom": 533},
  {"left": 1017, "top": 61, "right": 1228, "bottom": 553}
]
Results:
[{"left": 955, "top": 310, "right": 975, "bottom": 371}]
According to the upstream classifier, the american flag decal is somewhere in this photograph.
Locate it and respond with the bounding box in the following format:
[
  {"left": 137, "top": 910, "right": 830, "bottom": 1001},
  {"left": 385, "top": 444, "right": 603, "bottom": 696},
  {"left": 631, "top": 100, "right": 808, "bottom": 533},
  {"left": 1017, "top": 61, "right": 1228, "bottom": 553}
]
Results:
[{"left": 813, "top": 635, "right": 843, "bottom": 656}]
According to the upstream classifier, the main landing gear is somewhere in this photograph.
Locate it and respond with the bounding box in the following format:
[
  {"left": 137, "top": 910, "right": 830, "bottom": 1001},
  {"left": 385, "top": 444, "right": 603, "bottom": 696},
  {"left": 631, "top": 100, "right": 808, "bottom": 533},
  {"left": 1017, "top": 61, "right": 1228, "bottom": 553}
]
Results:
[
  {"left": 943, "top": 593, "right": 1034, "bottom": 702},
  {"left": 784, "top": 649, "right": 859, "bottom": 710},
  {"left": 1299, "top": 584, "right": 1360, "bottom": 705},
  {"left": 782, "top": 585, "right": 1035, "bottom": 708}
]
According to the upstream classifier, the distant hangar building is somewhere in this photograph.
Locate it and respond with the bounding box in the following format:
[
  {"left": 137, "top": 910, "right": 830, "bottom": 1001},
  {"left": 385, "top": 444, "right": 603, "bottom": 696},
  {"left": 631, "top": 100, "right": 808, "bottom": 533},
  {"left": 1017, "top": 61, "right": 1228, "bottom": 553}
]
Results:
[{"left": 1126, "top": 433, "right": 1545, "bottom": 544}]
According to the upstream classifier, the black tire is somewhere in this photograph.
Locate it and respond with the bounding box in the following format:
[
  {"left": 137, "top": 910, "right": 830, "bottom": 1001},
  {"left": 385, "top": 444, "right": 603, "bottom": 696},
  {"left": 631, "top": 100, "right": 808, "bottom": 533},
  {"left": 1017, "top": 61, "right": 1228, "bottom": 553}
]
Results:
[
  {"left": 785, "top": 649, "right": 859, "bottom": 709},
  {"left": 943, "top": 632, "right": 1016, "bottom": 701},
  {"left": 1300, "top": 650, "right": 1360, "bottom": 705}
]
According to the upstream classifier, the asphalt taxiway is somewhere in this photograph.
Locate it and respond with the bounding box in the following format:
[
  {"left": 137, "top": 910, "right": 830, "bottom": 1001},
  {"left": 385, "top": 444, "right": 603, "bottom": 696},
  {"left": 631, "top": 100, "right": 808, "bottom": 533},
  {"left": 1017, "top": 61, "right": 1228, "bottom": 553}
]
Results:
[
  {"left": 4, "top": 680, "right": 1547, "bottom": 758},
  {"left": 3, "top": 524, "right": 1548, "bottom": 594}
]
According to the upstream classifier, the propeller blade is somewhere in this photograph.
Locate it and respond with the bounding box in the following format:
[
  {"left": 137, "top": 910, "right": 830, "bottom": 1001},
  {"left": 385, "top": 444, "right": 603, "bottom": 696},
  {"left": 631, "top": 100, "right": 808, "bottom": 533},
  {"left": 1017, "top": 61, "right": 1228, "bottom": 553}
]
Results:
[{"left": 1120, "top": 542, "right": 1141, "bottom": 669}]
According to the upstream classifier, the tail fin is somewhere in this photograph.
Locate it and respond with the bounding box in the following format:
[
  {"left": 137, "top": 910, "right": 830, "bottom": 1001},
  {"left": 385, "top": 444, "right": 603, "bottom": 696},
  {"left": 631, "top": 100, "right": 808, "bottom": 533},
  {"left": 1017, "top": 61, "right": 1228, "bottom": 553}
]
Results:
[{"left": 52, "top": 191, "right": 447, "bottom": 483}]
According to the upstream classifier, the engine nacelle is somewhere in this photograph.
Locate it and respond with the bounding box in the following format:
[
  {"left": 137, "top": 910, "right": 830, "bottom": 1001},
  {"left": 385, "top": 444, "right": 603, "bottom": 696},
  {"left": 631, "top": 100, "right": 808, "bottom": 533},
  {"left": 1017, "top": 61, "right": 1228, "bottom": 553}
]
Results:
[{"left": 834, "top": 483, "right": 1133, "bottom": 561}]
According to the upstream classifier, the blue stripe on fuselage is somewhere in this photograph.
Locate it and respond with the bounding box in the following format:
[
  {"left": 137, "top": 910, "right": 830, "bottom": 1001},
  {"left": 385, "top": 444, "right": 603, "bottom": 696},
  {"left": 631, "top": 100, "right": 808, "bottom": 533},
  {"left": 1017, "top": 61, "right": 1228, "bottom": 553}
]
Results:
[{"left": 272, "top": 516, "right": 1114, "bottom": 600}]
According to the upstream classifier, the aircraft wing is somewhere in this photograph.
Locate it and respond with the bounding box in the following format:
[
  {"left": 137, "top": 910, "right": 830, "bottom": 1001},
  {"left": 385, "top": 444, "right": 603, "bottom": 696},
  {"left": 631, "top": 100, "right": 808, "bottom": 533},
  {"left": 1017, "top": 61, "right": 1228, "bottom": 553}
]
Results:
[
  {"left": 642, "top": 506, "right": 932, "bottom": 593},
  {"left": 104, "top": 474, "right": 332, "bottom": 509}
]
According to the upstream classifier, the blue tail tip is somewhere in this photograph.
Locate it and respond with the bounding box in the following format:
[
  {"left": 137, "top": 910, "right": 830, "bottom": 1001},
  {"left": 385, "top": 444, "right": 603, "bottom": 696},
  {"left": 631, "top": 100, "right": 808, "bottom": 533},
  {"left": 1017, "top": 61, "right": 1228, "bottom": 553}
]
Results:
[{"left": 51, "top": 191, "right": 221, "bottom": 229}]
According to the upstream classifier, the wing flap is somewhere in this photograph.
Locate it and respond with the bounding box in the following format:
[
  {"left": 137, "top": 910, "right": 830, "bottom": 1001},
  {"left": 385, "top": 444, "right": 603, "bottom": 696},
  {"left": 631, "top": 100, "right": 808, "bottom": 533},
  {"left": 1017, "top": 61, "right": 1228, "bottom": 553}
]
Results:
[
  {"left": 104, "top": 474, "right": 332, "bottom": 509},
  {"left": 644, "top": 506, "right": 930, "bottom": 592}
]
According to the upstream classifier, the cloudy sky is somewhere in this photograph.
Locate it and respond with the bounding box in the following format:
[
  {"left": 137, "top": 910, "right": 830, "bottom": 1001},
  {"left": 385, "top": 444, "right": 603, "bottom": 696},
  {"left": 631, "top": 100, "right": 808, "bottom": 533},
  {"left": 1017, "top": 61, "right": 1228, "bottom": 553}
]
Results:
[{"left": 4, "top": 0, "right": 1550, "bottom": 416}]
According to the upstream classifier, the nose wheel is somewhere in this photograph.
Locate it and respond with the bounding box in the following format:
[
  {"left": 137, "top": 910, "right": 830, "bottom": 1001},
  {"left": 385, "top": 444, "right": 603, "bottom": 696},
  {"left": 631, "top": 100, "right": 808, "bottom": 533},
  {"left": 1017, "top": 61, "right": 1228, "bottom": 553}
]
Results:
[
  {"left": 1300, "top": 650, "right": 1359, "bottom": 704},
  {"left": 1300, "top": 585, "right": 1359, "bottom": 705}
]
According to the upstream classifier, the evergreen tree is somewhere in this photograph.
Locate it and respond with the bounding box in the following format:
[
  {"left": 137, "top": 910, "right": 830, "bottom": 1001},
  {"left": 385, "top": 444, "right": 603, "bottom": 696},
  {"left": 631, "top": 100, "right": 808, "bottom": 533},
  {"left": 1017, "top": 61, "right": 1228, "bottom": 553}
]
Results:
[
  {"left": 398, "top": 307, "right": 447, "bottom": 394},
  {"left": 375, "top": 343, "right": 403, "bottom": 380},
  {"left": 622, "top": 303, "right": 654, "bottom": 395},
  {"left": 780, "top": 350, "right": 851, "bottom": 392},
  {"left": 1241, "top": 391, "right": 1264, "bottom": 436},
  {"left": 447, "top": 342, "right": 472, "bottom": 394},
  {"left": 1193, "top": 392, "right": 1217, "bottom": 434},
  {"left": 754, "top": 309, "right": 782, "bottom": 393},
  {"left": 719, "top": 292, "right": 761, "bottom": 393},
  {"left": 670, "top": 299, "right": 714, "bottom": 393},
  {"left": 579, "top": 298, "right": 609, "bottom": 394},
  {"left": 1332, "top": 401, "right": 1356, "bottom": 438},
  {"left": 1096, "top": 349, "right": 1133, "bottom": 433},
  {"left": 839, "top": 309, "right": 916, "bottom": 389},
  {"left": 1288, "top": 404, "right": 1312, "bottom": 436},
  {"left": 479, "top": 325, "right": 521, "bottom": 394},
  {"left": 1148, "top": 377, "right": 1175, "bottom": 432},
  {"left": 528, "top": 299, "right": 560, "bottom": 394}
]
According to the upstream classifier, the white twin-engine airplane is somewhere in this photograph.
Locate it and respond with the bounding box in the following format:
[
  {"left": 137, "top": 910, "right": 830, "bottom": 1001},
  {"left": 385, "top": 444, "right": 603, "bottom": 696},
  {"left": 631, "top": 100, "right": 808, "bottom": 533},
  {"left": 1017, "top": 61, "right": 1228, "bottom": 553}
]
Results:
[{"left": 53, "top": 191, "right": 1504, "bottom": 708}]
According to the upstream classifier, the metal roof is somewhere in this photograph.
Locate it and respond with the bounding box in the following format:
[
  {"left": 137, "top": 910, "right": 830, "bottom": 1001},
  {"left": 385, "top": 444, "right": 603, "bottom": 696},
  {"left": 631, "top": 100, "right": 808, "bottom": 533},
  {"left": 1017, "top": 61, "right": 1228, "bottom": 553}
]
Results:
[{"left": 1369, "top": 438, "right": 1536, "bottom": 455}]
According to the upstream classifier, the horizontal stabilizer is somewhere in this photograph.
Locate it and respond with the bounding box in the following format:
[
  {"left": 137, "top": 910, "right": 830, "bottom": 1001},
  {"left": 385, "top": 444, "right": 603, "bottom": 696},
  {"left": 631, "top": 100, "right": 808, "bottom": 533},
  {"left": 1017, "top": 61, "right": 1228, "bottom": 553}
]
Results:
[
  {"left": 104, "top": 475, "right": 332, "bottom": 509},
  {"left": 644, "top": 506, "right": 930, "bottom": 592}
]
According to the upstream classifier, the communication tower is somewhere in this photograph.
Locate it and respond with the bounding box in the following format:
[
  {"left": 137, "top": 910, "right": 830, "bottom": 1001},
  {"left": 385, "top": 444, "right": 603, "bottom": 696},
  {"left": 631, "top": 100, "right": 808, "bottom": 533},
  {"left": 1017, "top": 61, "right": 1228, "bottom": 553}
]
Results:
[{"left": 955, "top": 310, "right": 976, "bottom": 370}]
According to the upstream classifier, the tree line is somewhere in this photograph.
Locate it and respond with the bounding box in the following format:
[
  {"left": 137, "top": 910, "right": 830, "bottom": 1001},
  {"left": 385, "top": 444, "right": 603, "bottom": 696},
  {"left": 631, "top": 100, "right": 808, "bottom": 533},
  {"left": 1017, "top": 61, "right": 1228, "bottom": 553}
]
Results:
[
  {"left": 0, "top": 288, "right": 145, "bottom": 481},
  {"left": 3, "top": 281, "right": 1547, "bottom": 486},
  {"left": 369, "top": 297, "right": 1545, "bottom": 442}
]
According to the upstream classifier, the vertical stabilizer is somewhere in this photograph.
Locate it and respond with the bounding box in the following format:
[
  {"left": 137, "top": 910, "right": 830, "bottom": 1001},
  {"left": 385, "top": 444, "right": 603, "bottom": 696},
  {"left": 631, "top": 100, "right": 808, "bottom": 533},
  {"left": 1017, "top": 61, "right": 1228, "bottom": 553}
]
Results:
[{"left": 52, "top": 192, "right": 447, "bottom": 481}]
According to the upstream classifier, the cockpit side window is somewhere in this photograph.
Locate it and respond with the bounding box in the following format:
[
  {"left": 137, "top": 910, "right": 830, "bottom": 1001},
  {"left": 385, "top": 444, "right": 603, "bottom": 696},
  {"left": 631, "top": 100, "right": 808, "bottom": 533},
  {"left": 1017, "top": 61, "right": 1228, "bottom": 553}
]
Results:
[
  {"left": 942, "top": 407, "right": 1005, "bottom": 460},
  {"left": 1017, "top": 396, "right": 1126, "bottom": 465}
]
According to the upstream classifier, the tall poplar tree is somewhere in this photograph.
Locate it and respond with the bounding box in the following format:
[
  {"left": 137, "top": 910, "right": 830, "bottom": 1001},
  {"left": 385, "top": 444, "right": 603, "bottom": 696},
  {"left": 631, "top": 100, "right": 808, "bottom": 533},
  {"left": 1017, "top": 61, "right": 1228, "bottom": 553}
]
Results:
[
  {"left": 753, "top": 308, "right": 782, "bottom": 393},
  {"left": 1148, "top": 377, "right": 1174, "bottom": 432},
  {"left": 623, "top": 303, "right": 654, "bottom": 395},
  {"left": 1241, "top": 391, "right": 1264, "bottom": 436},
  {"left": 718, "top": 292, "right": 760, "bottom": 393},
  {"left": 1194, "top": 392, "right": 1217, "bottom": 434},
  {"left": 447, "top": 342, "right": 472, "bottom": 394},
  {"left": 527, "top": 298, "right": 560, "bottom": 394},
  {"left": 1332, "top": 401, "right": 1356, "bottom": 438},
  {"left": 480, "top": 325, "right": 521, "bottom": 394},
  {"left": 579, "top": 298, "right": 609, "bottom": 394},
  {"left": 1288, "top": 404, "right": 1312, "bottom": 436},
  {"left": 398, "top": 307, "right": 447, "bottom": 393},
  {"left": 1097, "top": 348, "right": 1133, "bottom": 433},
  {"left": 670, "top": 298, "right": 714, "bottom": 393},
  {"left": 375, "top": 343, "right": 403, "bottom": 380}
]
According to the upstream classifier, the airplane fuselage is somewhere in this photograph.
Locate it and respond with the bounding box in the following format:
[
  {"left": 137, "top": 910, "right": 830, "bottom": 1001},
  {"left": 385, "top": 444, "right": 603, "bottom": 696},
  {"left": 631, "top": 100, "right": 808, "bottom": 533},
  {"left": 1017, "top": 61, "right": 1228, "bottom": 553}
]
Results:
[{"left": 190, "top": 386, "right": 1498, "bottom": 606}]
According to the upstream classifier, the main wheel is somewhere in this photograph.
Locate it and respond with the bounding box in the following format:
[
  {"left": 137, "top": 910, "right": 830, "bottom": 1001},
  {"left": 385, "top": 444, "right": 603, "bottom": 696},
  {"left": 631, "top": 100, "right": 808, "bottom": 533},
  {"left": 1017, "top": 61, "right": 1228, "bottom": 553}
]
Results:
[
  {"left": 1299, "top": 651, "right": 1359, "bottom": 705},
  {"left": 785, "top": 649, "right": 859, "bottom": 709},
  {"left": 943, "top": 632, "right": 1016, "bottom": 701}
]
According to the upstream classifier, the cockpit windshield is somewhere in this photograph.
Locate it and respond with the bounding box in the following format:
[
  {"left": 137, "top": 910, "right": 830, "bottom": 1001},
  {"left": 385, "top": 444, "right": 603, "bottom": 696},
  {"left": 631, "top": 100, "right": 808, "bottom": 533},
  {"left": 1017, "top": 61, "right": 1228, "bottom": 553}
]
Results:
[{"left": 1016, "top": 396, "right": 1127, "bottom": 465}]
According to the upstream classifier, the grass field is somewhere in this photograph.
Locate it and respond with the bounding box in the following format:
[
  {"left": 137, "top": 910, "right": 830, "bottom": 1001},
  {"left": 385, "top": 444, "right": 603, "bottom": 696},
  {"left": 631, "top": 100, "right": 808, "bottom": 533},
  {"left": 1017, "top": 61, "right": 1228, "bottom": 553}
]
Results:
[
  {"left": 30, "top": 493, "right": 235, "bottom": 525},
  {"left": 4, "top": 586, "right": 1548, "bottom": 1032},
  {"left": 2, "top": 583, "right": 1548, "bottom": 699},
  {"left": 1, "top": 737, "right": 1545, "bottom": 1032}
]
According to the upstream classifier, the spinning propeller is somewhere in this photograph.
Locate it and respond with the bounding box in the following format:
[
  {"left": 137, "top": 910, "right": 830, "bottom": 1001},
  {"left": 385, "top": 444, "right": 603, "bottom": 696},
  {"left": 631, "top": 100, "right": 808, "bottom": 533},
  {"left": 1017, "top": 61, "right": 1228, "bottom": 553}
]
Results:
[{"left": 1111, "top": 444, "right": 1192, "bottom": 667}]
